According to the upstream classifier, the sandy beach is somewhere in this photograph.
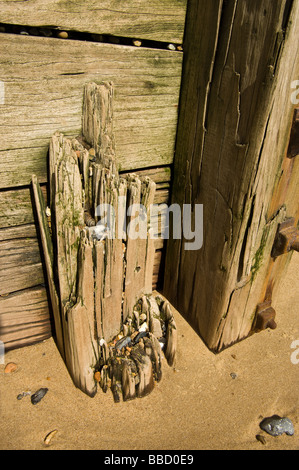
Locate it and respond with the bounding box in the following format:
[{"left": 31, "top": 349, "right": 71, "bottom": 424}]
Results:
[{"left": 1, "top": 255, "right": 298, "bottom": 451}]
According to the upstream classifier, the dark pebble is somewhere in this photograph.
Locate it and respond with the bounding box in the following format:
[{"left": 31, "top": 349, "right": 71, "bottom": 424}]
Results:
[
  {"left": 256, "top": 434, "right": 266, "bottom": 445},
  {"left": 133, "top": 331, "right": 148, "bottom": 344},
  {"left": 31, "top": 387, "right": 48, "bottom": 405},
  {"left": 115, "top": 336, "right": 132, "bottom": 351},
  {"left": 260, "top": 415, "right": 294, "bottom": 437}
]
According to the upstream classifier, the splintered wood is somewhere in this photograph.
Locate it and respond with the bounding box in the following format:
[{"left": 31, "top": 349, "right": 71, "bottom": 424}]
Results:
[{"left": 32, "top": 82, "right": 176, "bottom": 399}]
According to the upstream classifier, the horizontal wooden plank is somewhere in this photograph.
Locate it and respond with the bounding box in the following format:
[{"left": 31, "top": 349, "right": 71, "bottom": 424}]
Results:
[
  {"left": 0, "top": 34, "right": 182, "bottom": 189},
  {"left": 0, "top": 238, "right": 45, "bottom": 295},
  {"left": 0, "top": 197, "right": 168, "bottom": 296},
  {"left": 0, "top": 224, "right": 37, "bottom": 242},
  {"left": 120, "top": 166, "right": 171, "bottom": 185},
  {"left": 0, "top": 0, "right": 187, "bottom": 44},
  {"left": 0, "top": 286, "right": 51, "bottom": 351},
  {"left": 0, "top": 185, "right": 47, "bottom": 228}
]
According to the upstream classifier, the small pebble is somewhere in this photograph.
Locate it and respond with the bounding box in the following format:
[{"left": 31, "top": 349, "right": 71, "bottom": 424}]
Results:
[
  {"left": 20, "top": 31, "right": 29, "bottom": 36},
  {"left": 58, "top": 31, "right": 68, "bottom": 39},
  {"left": 133, "top": 40, "right": 142, "bottom": 47},
  {"left": 4, "top": 362, "right": 18, "bottom": 374},
  {"left": 260, "top": 415, "right": 294, "bottom": 437},
  {"left": 17, "top": 391, "right": 31, "bottom": 400},
  {"left": 167, "top": 44, "right": 176, "bottom": 51},
  {"left": 139, "top": 322, "right": 148, "bottom": 333},
  {"left": 230, "top": 372, "right": 237, "bottom": 380},
  {"left": 94, "top": 371, "right": 101, "bottom": 383},
  {"left": 31, "top": 387, "right": 48, "bottom": 405},
  {"left": 139, "top": 313, "right": 147, "bottom": 323}
]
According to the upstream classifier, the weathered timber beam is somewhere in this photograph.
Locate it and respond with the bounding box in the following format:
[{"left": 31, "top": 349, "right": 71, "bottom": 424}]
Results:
[
  {"left": 0, "top": 34, "right": 182, "bottom": 190},
  {"left": 0, "top": 0, "right": 187, "bottom": 44},
  {"left": 0, "top": 286, "right": 51, "bottom": 351},
  {"left": 32, "top": 81, "right": 177, "bottom": 399},
  {"left": 164, "top": 0, "right": 299, "bottom": 352}
]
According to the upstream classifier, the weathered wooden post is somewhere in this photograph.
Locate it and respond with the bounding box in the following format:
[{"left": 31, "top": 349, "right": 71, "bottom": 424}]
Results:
[
  {"left": 32, "top": 82, "right": 177, "bottom": 399},
  {"left": 164, "top": 0, "right": 299, "bottom": 352}
]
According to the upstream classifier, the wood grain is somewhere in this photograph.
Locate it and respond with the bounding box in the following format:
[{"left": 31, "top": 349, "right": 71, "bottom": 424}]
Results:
[
  {"left": 164, "top": 0, "right": 299, "bottom": 351},
  {"left": 0, "top": 185, "right": 47, "bottom": 228},
  {"left": 0, "top": 286, "right": 51, "bottom": 351},
  {"left": 0, "top": 237, "right": 45, "bottom": 295},
  {"left": 0, "top": 171, "right": 169, "bottom": 228},
  {"left": 0, "top": 34, "right": 182, "bottom": 189},
  {"left": 0, "top": 0, "right": 187, "bottom": 44}
]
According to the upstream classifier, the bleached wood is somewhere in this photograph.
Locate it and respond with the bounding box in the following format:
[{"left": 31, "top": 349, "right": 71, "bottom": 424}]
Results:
[
  {"left": 65, "top": 237, "right": 98, "bottom": 397},
  {"left": 0, "top": 34, "right": 182, "bottom": 189},
  {"left": 0, "top": 169, "right": 169, "bottom": 228},
  {"left": 0, "top": 238, "right": 44, "bottom": 295},
  {"left": 0, "top": 0, "right": 187, "bottom": 43},
  {"left": 31, "top": 175, "right": 64, "bottom": 357},
  {"left": 30, "top": 81, "right": 174, "bottom": 398},
  {"left": 0, "top": 286, "right": 51, "bottom": 351}
]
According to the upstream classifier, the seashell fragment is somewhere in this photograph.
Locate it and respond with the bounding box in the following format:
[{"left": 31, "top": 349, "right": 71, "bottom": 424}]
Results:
[
  {"left": 44, "top": 429, "right": 58, "bottom": 447},
  {"left": 4, "top": 362, "right": 18, "bottom": 374}
]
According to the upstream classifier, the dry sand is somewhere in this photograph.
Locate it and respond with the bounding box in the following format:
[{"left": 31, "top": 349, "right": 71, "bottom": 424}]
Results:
[{"left": 1, "top": 255, "right": 298, "bottom": 451}]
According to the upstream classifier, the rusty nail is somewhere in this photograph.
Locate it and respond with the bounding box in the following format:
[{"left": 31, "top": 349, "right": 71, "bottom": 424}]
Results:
[
  {"left": 254, "top": 301, "right": 277, "bottom": 331},
  {"left": 271, "top": 218, "right": 299, "bottom": 258}
]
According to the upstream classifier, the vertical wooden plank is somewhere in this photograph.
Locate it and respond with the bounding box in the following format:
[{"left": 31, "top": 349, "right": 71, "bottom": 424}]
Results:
[
  {"left": 66, "top": 237, "right": 98, "bottom": 397},
  {"left": 31, "top": 175, "right": 64, "bottom": 357},
  {"left": 164, "top": 0, "right": 299, "bottom": 351}
]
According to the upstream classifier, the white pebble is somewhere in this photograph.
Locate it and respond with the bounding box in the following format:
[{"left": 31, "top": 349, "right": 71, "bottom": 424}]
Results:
[{"left": 139, "top": 322, "right": 148, "bottom": 332}]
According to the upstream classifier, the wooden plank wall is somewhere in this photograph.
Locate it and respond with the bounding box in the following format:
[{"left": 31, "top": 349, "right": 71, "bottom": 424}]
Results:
[{"left": 0, "top": 1, "right": 187, "bottom": 350}]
